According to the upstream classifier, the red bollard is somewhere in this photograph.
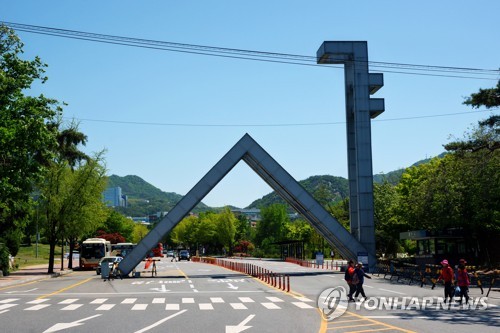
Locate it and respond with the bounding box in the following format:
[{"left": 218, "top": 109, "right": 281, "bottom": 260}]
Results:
[
  {"left": 287, "top": 275, "right": 290, "bottom": 292},
  {"left": 278, "top": 275, "right": 282, "bottom": 289}
]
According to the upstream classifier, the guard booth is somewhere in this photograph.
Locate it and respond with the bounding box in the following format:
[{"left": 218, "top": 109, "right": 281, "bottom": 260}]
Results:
[{"left": 400, "top": 229, "right": 472, "bottom": 266}]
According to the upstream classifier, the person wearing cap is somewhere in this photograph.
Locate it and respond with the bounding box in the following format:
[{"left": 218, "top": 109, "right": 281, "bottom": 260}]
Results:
[
  {"left": 456, "top": 259, "right": 470, "bottom": 304},
  {"left": 344, "top": 260, "right": 356, "bottom": 301},
  {"left": 437, "top": 259, "right": 455, "bottom": 303},
  {"left": 353, "top": 262, "right": 372, "bottom": 300}
]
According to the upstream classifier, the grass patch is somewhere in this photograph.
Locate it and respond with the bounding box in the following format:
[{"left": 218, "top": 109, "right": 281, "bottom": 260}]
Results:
[{"left": 15, "top": 244, "right": 64, "bottom": 269}]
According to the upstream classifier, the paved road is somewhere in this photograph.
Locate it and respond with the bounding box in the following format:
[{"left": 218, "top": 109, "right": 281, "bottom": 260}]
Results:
[{"left": 0, "top": 258, "right": 498, "bottom": 333}]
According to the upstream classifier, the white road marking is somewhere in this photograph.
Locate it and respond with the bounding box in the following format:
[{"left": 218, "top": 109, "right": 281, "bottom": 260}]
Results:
[
  {"left": 0, "top": 299, "right": 19, "bottom": 303},
  {"left": 133, "top": 310, "right": 187, "bottom": 333},
  {"left": 27, "top": 299, "right": 49, "bottom": 304},
  {"left": 61, "top": 304, "right": 83, "bottom": 311},
  {"left": 152, "top": 298, "right": 165, "bottom": 304},
  {"left": 266, "top": 297, "right": 284, "bottom": 302},
  {"left": 230, "top": 303, "right": 247, "bottom": 310},
  {"left": 239, "top": 297, "right": 254, "bottom": 303},
  {"left": 0, "top": 304, "right": 18, "bottom": 310},
  {"left": 95, "top": 304, "right": 115, "bottom": 310},
  {"left": 122, "top": 298, "right": 137, "bottom": 304},
  {"left": 182, "top": 298, "right": 195, "bottom": 303},
  {"left": 165, "top": 304, "right": 180, "bottom": 310},
  {"left": 261, "top": 302, "right": 280, "bottom": 309},
  {"left": 199, "top": 303, "right": 214, "bottom": 310},
  {"left": 363, "top": 284, "right": 374, "bottom": 288},
  {"left": 294, "top": 296, "right": 313, "bottom": 302},
  {"left": 210, "top": 297, "right": 224, "bottom": 303},
  {"left": 292, "top": 302, "right": 314, "bottom": 309},
  {"left": 25, "top": 304, "right": 51, "bottom": 311},
  {"left": 90, "top": 298, "right": 108, "bottom": 304},
  {"left": 0, "top": 309, "right": 10, "bottom": 314},
  {"left": 131, "top": 304, "right": 148, "bottom": 310},
  {"left": 59, "top": 299, "right": 78, "bottom": 304}
]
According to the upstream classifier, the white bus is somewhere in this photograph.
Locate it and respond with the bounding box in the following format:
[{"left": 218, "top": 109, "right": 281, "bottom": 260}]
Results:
[
  {"left": 111, "top": 242, "right": 136, "bottom": 257},
  {"left": 79, "top": 238, "right": 111, "bottom": 269}
]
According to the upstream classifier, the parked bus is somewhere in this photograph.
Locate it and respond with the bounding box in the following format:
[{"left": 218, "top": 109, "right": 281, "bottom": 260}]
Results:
[
  {"left": 111, "top": 243, "right": 136, "bottom": 257},
  {"left": 79, "top": 238, "right": 111, "bottom": 269}
]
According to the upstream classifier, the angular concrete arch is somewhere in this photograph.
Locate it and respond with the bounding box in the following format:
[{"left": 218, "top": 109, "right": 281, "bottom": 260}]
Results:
[{"left": 118, "top": 133, "right": 375, "bottom": 276}]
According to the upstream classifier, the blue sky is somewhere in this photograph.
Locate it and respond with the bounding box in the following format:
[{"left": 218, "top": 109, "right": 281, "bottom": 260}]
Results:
[{"left": 3, "top": 1, "right": 499, "bottom": 208}]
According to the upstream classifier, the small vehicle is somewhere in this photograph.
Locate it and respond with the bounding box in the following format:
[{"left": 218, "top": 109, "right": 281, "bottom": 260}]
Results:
[
  {"left": 178, "top": 250, "right": 190, "bottom": 261},
  {"left": 96, "top": 256, "right": 123, "bottom": 275},
  {"left": 166, "top": 250, "right": 175, "bottom": 258}
]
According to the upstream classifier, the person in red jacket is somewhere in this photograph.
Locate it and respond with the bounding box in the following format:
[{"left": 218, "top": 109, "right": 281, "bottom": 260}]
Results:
[
  {"left": 344, "top": 260, "right": 356, "bottom": 301},
  {"left": 456, "top": 259, "right": 470, "bottom": 304},
  {"left": 437, "top": 259, "right": 454, "bottom": 303}
]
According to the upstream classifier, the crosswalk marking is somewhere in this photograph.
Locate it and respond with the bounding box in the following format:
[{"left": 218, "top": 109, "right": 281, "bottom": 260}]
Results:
[
  {"left": 59, "top": 299, "right": 78, "bottom": 304},
  {"left": 131, "top": 304, "right": 148, "bottom": 310},
  {"left": 294, "top": 296, "right": 313, "bottom": 302},
  {"left": 230, "top": 303, "right": 247, "bottom": 310},
  {"left": 61, "top": 304, "right": 83, "bottom": 311},
  {"left": 27, "top": 299, "right": 49, "bottom": 304},
  {"left": 90, "top": 298, "right": 108, "bottom": 304},
  {"left": 96, "top": 304, "right": 115, "bottom": 311},
  {"left": 0, "top": 299, "right": 19, "bottom": 303},
  {"left": 239, "top": 297, "right": 254, "bottom": 303},
  {"left": 152, "top": 298, "right": 165, "bottom": 304},
  {"left": 0, "top": 296, "right": 317, "bottom": 313},
  {"left": 0, "top": 304, "right": 17, "bottom": 310},
  {"left": 25, "top": 304, "right": 51, "bottom": 311},
  {"left": 261, "top": 302, "right": 280, "bottom": 309},
  {"left": 165, "top": 304, "right": 180, "bottom": 310},
  {"left": 266, "top": 297, "right": 284, "bottom": 302},
  {"left": 199, "top": 303, "right": 214, "bottom": 310},
  {"left": 210, "top": 297, "right": 224, "bottom": 303},
  {"left": 122, "top": 298, "right": 137, "bottom": 304}
]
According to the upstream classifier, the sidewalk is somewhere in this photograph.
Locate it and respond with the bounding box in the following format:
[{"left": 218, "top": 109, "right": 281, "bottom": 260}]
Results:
[{"left": 0, "top": 262, "right": 74, "bottom": 288}]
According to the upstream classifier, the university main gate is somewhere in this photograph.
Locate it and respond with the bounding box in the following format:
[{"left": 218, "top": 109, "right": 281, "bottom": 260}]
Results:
[{"left": 119, "top": 41, "right": 384, "bottom": 275}]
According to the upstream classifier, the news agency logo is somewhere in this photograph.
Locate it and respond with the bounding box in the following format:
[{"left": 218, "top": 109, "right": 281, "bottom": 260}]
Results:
[{"left": 317, "top": 286, "right": 348, "bottom": 321}]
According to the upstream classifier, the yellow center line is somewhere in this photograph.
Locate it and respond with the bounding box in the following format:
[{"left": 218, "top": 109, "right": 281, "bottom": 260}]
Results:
[
  {"left": 37, "top": 277, "right": 93, "bottom": 299},
  {"left": 0, "top": 280, "right": 41, "bottom": 291}
]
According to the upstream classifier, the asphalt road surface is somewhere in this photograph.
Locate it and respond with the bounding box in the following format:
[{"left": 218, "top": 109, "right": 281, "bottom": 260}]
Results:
[{"left": 0, "top": 258, "right": 498, "bottom": 333}]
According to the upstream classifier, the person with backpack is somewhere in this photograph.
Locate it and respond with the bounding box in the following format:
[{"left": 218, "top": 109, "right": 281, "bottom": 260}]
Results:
[
  {"left": 353, "top": 262, "right": 372, "bottom": 300},
  {"left": 344, "top": 260, "right": 356, "bottom": 301},
  {"left": 456, "top": 259, "right": 470, "bottom": 304},
  {"left": 437, "top": 259, "right": 455, "bottom": 303}
]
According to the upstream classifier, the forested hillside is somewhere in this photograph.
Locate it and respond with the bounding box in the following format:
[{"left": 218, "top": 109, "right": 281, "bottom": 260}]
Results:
[{"left": 109, "top": 153, "right": 445, "bottom": 214}]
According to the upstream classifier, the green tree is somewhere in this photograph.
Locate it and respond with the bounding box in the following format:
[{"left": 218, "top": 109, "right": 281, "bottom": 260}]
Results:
[
  {"left": 255, "top": 204, "right": 289, "bottom": 254},
  {"left": 216, "top": 208, "right": 236, "bottom": 256},
  {"left": 0, "top": 25, "right": 60, "bottom": 256},
  {"left": 39, "top": 148, "right": 105, "bottom": 273},
  {"left": 102, "top": 209, "right": 135, "bottom": 242},
  {"left": 132, "top": 223, "right": 149, "bottom": 244}
]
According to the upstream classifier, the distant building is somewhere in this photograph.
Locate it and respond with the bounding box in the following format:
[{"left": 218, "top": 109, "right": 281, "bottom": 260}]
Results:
[
  {"left": 103, "top": 187, "right": 127, "bottom": 207},
  {"left": 232, "top": 208, "right": 261, "bottom": 227}
]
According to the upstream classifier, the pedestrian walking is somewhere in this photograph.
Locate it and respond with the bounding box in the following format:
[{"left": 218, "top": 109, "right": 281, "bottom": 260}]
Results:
[
  {"left": 437, "top": 259, "right": 454, "bottom": 303},
  {"left": 344, "top": 260, "right": 356, "bottom": 301},
  {"left": 456, "top": 259, "right": 470, "bottom": 304},
  {"left": 353, "top": 262, "right": 372, "bottom": 300}
]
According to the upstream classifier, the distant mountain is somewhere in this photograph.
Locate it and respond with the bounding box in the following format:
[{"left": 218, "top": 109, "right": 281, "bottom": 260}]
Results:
[
  {"left": 107, "top": 153, "right": 446, "bottom": 214},
  {"left": 107, "top": 175, "right": 208, "bottom": 216},
  {"left": 247, "top": 175, "right": 349, "bottom": 209}
]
